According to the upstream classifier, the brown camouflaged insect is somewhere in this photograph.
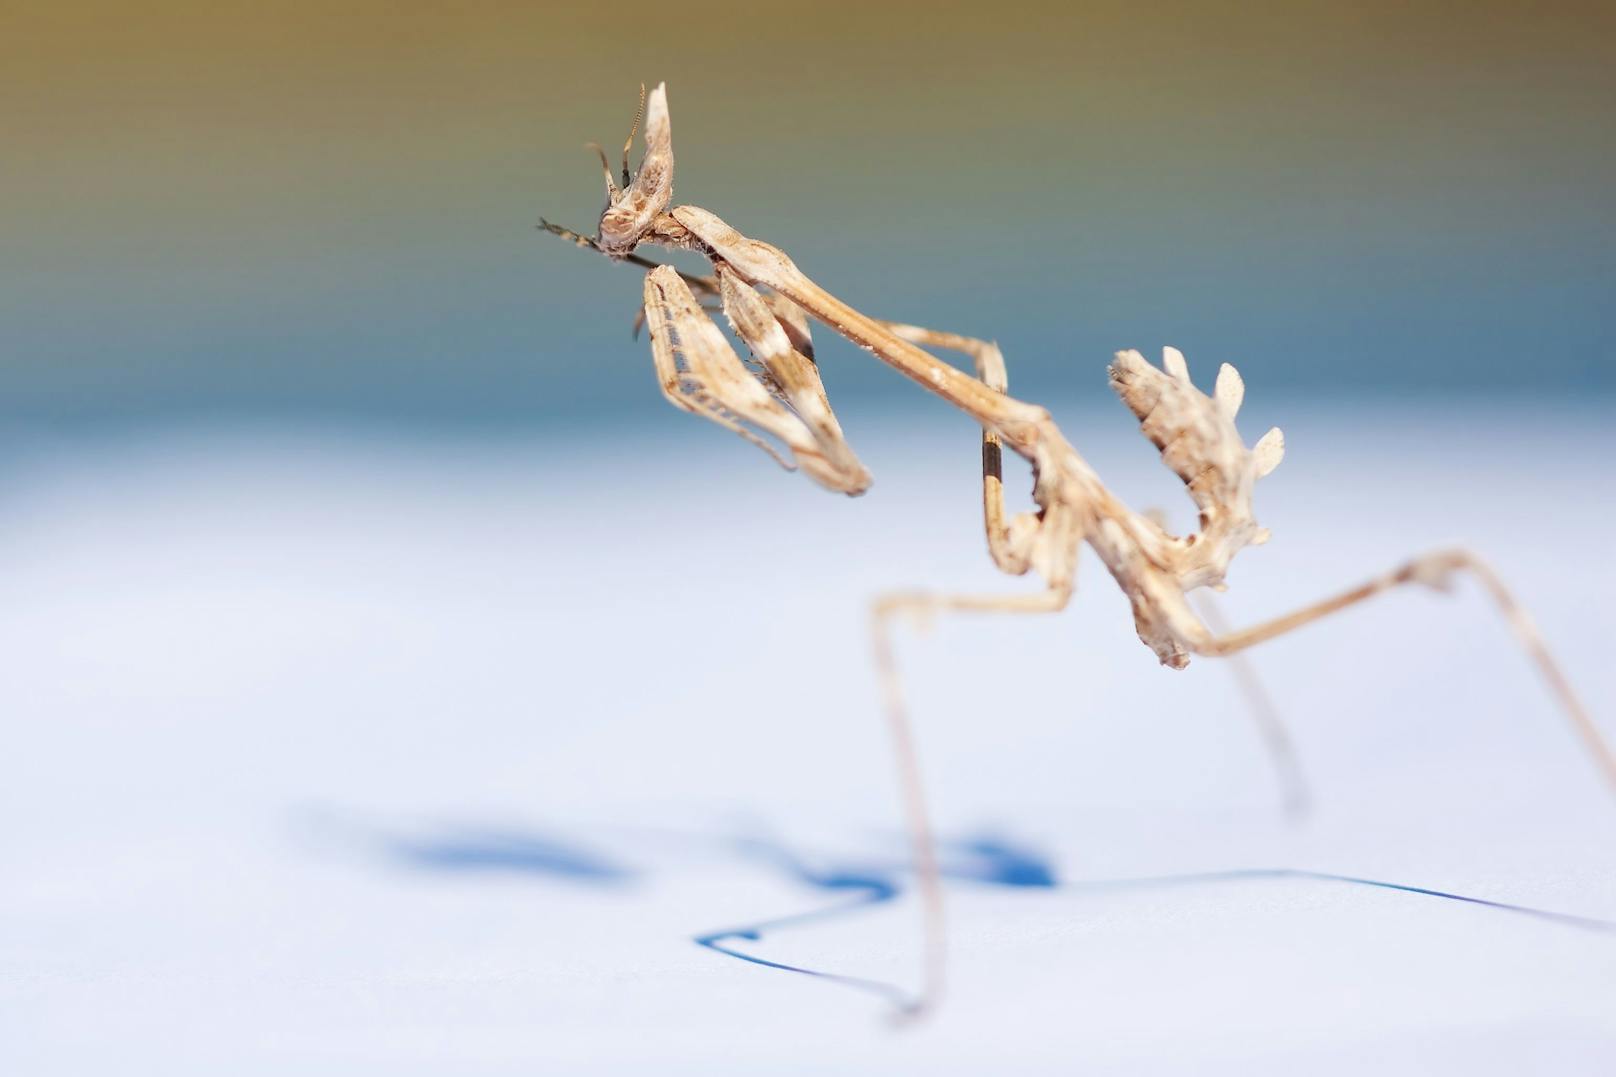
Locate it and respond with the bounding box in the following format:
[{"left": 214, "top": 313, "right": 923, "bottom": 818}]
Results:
[{"left": 543, "top": 83, "right": 1616, "bottom": 1017}]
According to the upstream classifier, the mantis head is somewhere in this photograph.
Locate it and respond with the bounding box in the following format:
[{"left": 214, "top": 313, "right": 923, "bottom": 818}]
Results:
[{"left": 594, "top": 82, "right": 675, "bottom": 256}]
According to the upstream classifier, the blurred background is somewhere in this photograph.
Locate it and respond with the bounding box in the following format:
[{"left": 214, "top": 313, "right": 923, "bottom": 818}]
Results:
[
  {"left": 5, "top": 0, "right": 1613, "bottom": 427},
  {"left": 4, "top": 2, "right": 1615, "bottom": 1072}
]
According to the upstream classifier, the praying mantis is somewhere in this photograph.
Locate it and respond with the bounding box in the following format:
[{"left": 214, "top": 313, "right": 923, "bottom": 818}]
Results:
[{"left": 541, "top": 83, "right": 1616, "bottom": 1017}]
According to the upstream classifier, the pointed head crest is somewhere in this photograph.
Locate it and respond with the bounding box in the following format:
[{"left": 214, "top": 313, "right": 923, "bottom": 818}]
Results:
[{"left": 596, "top": 82, "right": 674, "bottom": 255}]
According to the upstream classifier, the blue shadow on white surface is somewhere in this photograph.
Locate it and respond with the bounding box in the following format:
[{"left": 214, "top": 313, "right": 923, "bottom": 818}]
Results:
[
  {"left": 329, "top": 813, "right": 1616, "bottom": 1018},
  {"left": 387, "top": 824, "right": 639, "bottom": 885}
]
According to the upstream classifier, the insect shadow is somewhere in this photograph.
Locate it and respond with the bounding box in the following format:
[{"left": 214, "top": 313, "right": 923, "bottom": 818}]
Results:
[
  {"left": 313, "top": 810, "right": 1616, "bottom": 1016},
  {"left": 299, "top": 810, "right": 639, "bottom": 886},
  {"left": 388, "top": 823, "right": 639, "bottom": 884}
]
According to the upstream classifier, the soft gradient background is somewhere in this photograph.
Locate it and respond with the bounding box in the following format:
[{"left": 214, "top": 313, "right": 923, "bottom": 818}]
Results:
[
  {"left": 4, "top": 0, "right": 1613, "bottom": 426},
  {"left": 4, "top": 3, "right": 1616, "bottom": 1073}
]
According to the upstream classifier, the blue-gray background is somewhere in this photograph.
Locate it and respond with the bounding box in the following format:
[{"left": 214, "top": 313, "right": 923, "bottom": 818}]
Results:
[{"left": 4, "top": 0, "right": 1613, "bottom": 430}]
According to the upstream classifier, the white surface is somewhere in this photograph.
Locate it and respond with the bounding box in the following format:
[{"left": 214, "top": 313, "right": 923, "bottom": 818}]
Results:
[{"left": 3, "top": 402, "right": 1614, "bottom": 1073}]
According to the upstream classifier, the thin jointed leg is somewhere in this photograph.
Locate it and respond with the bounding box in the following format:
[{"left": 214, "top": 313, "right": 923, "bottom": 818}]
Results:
[
  {"left": 1190, "top": 549, "right": 1616, "bottom": 792},
  {"left": 1193, "top": 592, "right": 1311, "bottom": 819},
  {"left": 871, "top": 585, "right": 1073, "bottom": 1017},
  {"left": 880, "top": 323, "right": 1028, "bottom": 576}
]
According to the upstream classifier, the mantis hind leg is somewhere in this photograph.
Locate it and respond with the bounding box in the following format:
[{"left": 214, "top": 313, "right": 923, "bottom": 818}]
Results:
[
  {"left": 1194, "top": 592, "right": 1312, "bottom": 819},
  {"left": 1185, "top": 548, "right": 1616, "bottom": 793}
]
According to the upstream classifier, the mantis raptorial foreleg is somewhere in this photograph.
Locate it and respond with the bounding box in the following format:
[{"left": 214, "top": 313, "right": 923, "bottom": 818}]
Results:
[
  {"left": 643, "top": 265, "right": 870, "bottom": 493},
  {"left": 717, "top": 267, "right": 871, "bottom": 494},
  {"left": 642, "top": 266, "right": 796, "bottom": 470}
]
